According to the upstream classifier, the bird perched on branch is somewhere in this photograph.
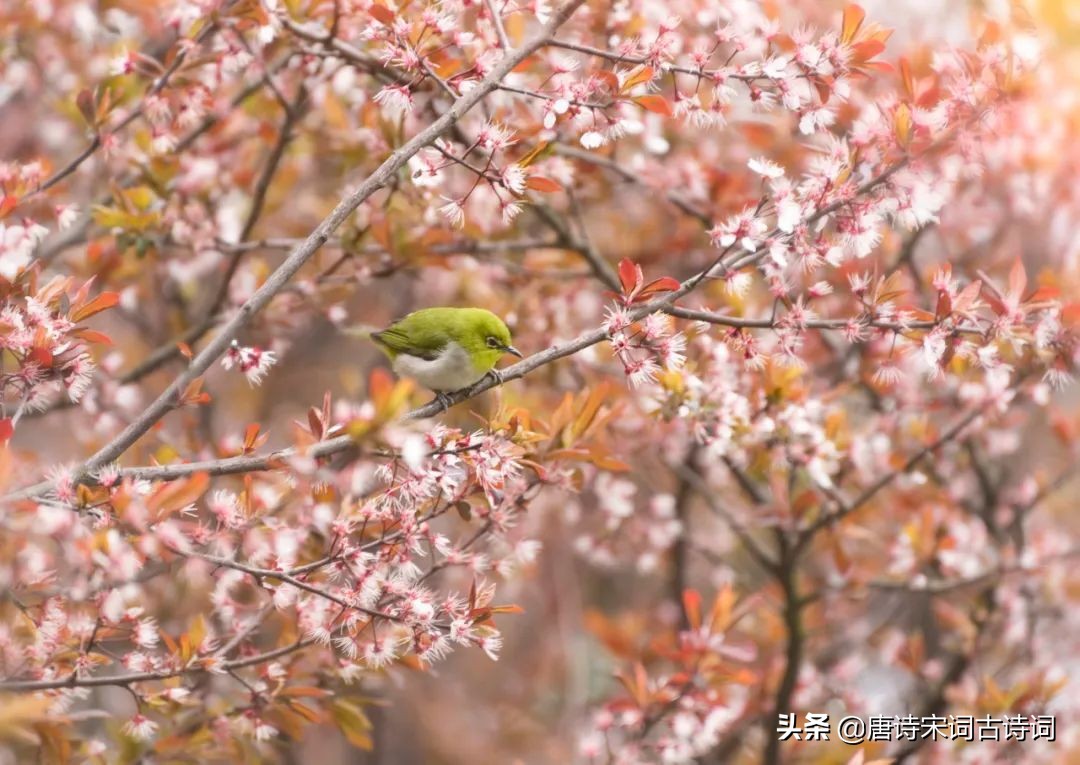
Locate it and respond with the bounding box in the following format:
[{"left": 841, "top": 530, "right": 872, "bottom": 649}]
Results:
[{"left": 367, "top": 307, "right": 522, "bottom": 410}]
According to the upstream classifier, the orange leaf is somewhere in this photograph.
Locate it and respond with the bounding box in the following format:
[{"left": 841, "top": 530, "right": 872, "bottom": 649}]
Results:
[
  {"left": 70, "top": 328, "right": 113, "bottom": 345},
  {"left": 1060, "top": 302, "right": 1080, "bottom": 326},
  {"left": 635, "top": 94, "right": 672, "bottom": 116},
  {"left": 893, "top": 103, "right": 912, "bottom": 147},
  {"left": 369, "top": 4, "right": 394, "bottom": 24},
  {"left": 683, "top": 589, "right": 702, "bottom": 630},
  {"left": 147, "top": 472, "right": 210, "bottom": 515},
  {"left": 70, "top": 292, "right": 119, "bottom": 322},
  {"left": 243, "top": 423, "right": 261, "bottom": 451},
  {"left": 368, "top": 367, "right": 393, "bottom": 403},
  {"left": 862, "top": 60, "right": 894, "bottom": 73},
  {"left": 851, "top": 39, "right": 885, "bottom": 63},
  {"left": 180, "top": 377, "right": 211, "bottom": 406},
  {"left": 841, "top": 3, "right": 866, "bottom": 44},
  {"left": 899, "top": 56, "right": 914, "bottom": 99},
  {"left": 525, "top": 175, "right": 563, "bottom": 192},
  {"left": 518, "top": 141, "right": 549, "bottom": 167},
  {"left": 279, "top": 686, "right": 331, "bottom": 699},
  {"left": 1026, "top": 285, "right": 1060, "bottom": 303},
  {"left": 177, "top": 341, "right": 193, "bottom": 359},
  {"left": 0, "top": 196, "right": 17, "bottom": 219},
  {"left": 0, "top": 418, "right": 12, "bottom": 444},
  {"left": 621, "top": 66, "right": 654, "bottom": 91},
  {"left": 592, "top": 454, "right": 631, "bottom": 472},
  {"left": 545, "top": 447, "right": 593, "bottom": 461},
  {"left": 710, "top": 584, "right": 736, "bottom": 631},
  {"left": 596, "top": 70, "right": 620, "bottom": 92},
  {"left": 572, "top": 382, "right": 612, "bottom": 439}
]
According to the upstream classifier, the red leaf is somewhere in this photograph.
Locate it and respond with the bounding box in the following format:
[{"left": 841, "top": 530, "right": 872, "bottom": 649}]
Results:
[
  {"left": 638, "top": 276, "right": 681, "bottom": 297},
  {"left": 28, "top": 347, "right": 54, "bottom": 368},
  {"left": 0, "top": 418, "right": 12, "bottom": 444},
  {"left": 369, "top": 4, "right": 395, "bottom": 24},
  {"left": 525, "top": 176, "right": 562, "bottom": 192},
  {"left": 307, "top": 407, "right": 324, "bottom": 440},
  {"left": 634, "top": 94, "right": 672, "bottom": 117},
  {"left": 981, "top": 285, "right": 1007, "bottom": 317},
  {"left": 76, "top": 89, "right": 96, "bottom": 125},
  {"left": 934, "top": 289, "right": 951, "bottom": 321},
  {"left": 683, "top": 589, "right": 702, "bottom": 630},
  {"left": 70, "top": 292, "right": 119, "bottom": 322},
  {"left": 617, "top": 259, "right": 642, "bottom": 295},
  {"left": 0, "top": 196, "right": 17, "bottom": 219},
  {"left": 177, "top": 341, "right": 193, "bottom": 360}
]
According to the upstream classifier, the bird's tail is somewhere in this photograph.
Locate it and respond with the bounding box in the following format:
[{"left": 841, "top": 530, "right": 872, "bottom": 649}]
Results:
[
  {"left": 340, "top": 323, "right": 381, "bottom": 341},
  {"left": 341, "top": 323, "right": 396, "bottom": 359}
]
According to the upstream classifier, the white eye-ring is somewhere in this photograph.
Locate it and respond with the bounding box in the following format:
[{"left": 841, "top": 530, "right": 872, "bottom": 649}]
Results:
[{"left": 486, "top": 336, "right": 500, "bottom": 348}]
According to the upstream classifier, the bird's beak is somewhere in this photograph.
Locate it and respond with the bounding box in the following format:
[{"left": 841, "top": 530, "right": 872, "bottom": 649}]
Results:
[{"left": 505, "top": 345, "right": 523, "bottom": 358}]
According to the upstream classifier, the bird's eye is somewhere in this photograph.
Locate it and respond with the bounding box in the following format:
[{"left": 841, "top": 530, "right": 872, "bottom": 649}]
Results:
[{"left": 486, "top": 336, "right": 500, "bottom": 348}]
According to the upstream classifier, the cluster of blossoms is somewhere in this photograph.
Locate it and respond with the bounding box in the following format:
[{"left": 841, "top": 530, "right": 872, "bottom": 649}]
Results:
[
  {"left": 604, "top": 308, "right": 687, "bottom": 388},
  {"left": 579, "top": 588, "right": 757, "bottom": 765},
  {"left": 0, "top": 276, "right": 115, "bottom": 438},
  {"left": 221, "top": 340, "right": 278, "bottom": 386},
  {"left": 570, "top": 473, "right": 684, "bottom": 572},
  {"left": 1, "top": 404, "right": 536, "bottom": 750}
]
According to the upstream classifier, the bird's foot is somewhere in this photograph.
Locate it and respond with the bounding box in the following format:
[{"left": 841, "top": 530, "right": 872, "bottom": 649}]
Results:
[
  {"left": 433, "top": 391, "right": 453, "bottom": 412},
  {"left": 486, "top": 368, "right": 505, "bottom": 386}
]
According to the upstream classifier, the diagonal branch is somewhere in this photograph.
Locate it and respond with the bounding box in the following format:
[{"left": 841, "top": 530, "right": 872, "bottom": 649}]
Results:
[{"left": 11, "top": 0, "right": 587, "bottom": 495}]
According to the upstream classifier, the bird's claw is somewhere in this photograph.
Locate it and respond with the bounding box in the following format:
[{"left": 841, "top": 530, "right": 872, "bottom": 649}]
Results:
[
  {"left": 486, "top": 368, "right": 505, "bottom": 386},
  {"left": 434, "top": 391, "right": 453, "bottom": 412}
]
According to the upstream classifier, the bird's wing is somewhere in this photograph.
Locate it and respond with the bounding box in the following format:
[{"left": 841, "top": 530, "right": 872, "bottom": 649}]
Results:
[{"left": 370, "top": 318, "right": 446, "bottom": 361}]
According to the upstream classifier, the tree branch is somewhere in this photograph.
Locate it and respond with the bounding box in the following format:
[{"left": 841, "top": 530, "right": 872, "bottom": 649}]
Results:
[{"left": 12, "top": 0, "right": 587, "bottom": 494}]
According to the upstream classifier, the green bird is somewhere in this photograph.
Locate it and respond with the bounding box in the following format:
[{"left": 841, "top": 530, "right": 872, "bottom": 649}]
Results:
[{"left": 370, "top": 307, "right": 522, "bottom": 409}]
